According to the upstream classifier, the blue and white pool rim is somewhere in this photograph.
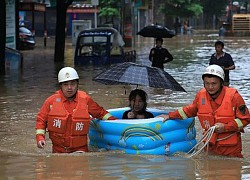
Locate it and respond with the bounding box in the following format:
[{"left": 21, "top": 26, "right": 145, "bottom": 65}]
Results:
[{"left": 89, "top": 107, "right": 197, "bottom": 155}]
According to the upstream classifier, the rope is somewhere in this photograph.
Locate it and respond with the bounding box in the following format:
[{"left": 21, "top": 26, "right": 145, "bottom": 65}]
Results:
[
  {"left": 187, "top": 126, "right": 216, "bottom": 158},
  {"left": 185, "top": 126, "right": 239, "bottom": 158},
  {"left": 216, "top": 131, "right": 238, "bottom": 141}
]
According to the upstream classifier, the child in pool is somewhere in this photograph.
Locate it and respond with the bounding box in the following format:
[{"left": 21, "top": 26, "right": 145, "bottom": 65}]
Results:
[{"left": 122, "top": 89, "right": 154, "bottom": 119}]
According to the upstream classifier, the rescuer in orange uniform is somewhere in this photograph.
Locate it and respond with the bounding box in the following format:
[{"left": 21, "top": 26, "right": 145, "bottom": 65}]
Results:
[
  {"left": 159, "top": 65, "right": 250, "bottom": 157},
  {"left": 35, "top": 67, "right": 116, "bottom": 153}
]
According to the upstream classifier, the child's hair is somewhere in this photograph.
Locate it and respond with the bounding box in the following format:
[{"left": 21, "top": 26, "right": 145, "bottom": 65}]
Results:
[{"left": 129, "top": 89, "right": 148, "bottom": 110}]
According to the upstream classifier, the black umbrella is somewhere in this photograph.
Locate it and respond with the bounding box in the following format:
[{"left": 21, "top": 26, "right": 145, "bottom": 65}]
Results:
[
  {"left": 93, "top": 62, "right": 186, "bottom": 92},
  {"left": 137, "top": 24, "right": 175, "bottom": 38}
]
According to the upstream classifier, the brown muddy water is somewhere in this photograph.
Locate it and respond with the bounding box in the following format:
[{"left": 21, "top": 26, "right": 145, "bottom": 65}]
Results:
[{"left": 1, "top": 33, "right": 250, "bottom": 179}]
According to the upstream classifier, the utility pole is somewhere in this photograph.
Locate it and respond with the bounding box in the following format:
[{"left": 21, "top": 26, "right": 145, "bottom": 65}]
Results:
[
  {"left": 91, "top": 0, "right": 99, "bottom": 28},
  {"left": 0, "top": 0, "right": 6, "bottom": 74}
]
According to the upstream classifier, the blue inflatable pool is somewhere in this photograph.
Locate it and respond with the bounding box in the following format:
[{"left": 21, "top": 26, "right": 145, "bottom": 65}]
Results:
[{"left": 89, "top": 107, "right": 197, "bottom": 155}]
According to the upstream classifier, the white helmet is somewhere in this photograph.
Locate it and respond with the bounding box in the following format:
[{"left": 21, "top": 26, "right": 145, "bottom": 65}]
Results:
[
  {"left": 58, "top": 67, "right": 79, "bottom": 83},
  {"left": 202, "top": 65, "right": 225, "bottom": 81}
]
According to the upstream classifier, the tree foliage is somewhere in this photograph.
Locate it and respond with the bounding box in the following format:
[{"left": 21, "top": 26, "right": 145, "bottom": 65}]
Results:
[
  {"left": 160, "top": 0, "right": 203, "bottom": 18},
  {"left": 98, "top": 0, "right": 120, "bottom": 18},
  {"left": 200, "top": 0, "right": 228, "bottom": 28},
  {"left": 99, "top": 7, "right": 119, "bottom": 17},
  {"left": 200, "top": 0, "right": 228, "bottom": 16}
]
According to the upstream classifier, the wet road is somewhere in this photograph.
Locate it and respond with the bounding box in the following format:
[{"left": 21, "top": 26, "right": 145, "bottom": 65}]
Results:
[{"left": 0, "top": 33, "right": 250, "bottom": 179}]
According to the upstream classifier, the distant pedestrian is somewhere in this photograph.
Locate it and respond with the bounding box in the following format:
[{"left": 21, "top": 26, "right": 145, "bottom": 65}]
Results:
[
  {"left": 149, "top": 38, "right": 173, "bottom": 69},
  {"left": 209, "top": 40, "right": 235, "bottom": 86},
  {"left": 183, "top": 21, "right": 190, "bottom": 34},
  {"left": 173, "top": 17, "right": 181, "bottom": 35},
  {"left": 219, "top": 25, "right": 226, "bottom": 36}
]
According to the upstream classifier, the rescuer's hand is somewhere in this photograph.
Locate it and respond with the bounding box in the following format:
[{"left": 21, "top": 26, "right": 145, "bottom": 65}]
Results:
[
  {"left": 157, "top": 114, "right": 170, "bottom": 123},
  {"left": 127, "top": 111, "right": 135, "bottom": 119},
  {"left": 37, "top": 140, "right": 46, "bottom": 149},
  {"left": 215, "top": 123, "right": 225, "bottom": 133}
]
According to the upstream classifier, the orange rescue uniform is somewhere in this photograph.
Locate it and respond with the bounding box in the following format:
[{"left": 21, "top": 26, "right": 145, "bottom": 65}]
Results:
[
  {"left": 169, "top": 86, "right": 250, "bottom": 157},
  {"left": 36, "top": 90, "right": 115, "bottom": 153}
]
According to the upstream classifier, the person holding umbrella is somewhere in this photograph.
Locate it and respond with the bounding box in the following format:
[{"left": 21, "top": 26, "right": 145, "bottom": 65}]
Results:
[
  {"left": 122, "top": 89, "right": 154, "bottom": 119},
  {"left": 149, "top": 38, "right": 173, "bottom": 69}
]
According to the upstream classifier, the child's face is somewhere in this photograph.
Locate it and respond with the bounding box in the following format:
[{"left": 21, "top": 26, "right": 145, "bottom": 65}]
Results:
[{"left": 131, "top": 95, "right": 145, "bottom": 112}]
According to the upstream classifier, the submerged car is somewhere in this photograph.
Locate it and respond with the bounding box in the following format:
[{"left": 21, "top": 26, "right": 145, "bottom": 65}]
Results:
[
  {"left": 74, "top": 27, "right": 136, "bottom": 66},
  {"left": 19, "top": 26, "right": 35, "bottom": 50}
]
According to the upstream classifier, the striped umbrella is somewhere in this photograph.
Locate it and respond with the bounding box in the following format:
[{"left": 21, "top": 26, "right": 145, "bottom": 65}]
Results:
[{"left": 93, "top": 62, "right": 186, "bottom": 92}]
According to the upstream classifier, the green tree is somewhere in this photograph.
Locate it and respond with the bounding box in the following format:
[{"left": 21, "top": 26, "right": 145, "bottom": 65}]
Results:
[
  {"left": 98, "top": 0, "right": 120, "bottom": 24},
  {"left": 200, "top": 0, "right": 228, "bottom": 28},
  {"left": 160, "top": 0, "right": 203, "bottom": 18}
]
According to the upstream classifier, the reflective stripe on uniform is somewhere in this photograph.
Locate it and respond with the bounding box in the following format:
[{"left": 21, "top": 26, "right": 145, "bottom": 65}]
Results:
[
  {"left": 178, "top": 108, "right": 188, "bottom": 120},
  {"left": 36, "top": 129, "right": 45, "bottom": 135},
  {"left": 102, "top": 113, "right": 112, "bottom": 120},
  {"left": 234, "top": 118, "right": 243, "bottom": 130}
]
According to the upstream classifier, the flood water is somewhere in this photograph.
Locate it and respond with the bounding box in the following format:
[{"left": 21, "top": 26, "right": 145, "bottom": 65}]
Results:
[{"left": 1, "top": 32, "right": 250, "bottom": 179}]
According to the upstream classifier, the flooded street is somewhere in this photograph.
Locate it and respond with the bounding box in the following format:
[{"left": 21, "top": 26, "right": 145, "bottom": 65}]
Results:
[{"left": 1, "top": 32, "right": 250, "bottom": 179}]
